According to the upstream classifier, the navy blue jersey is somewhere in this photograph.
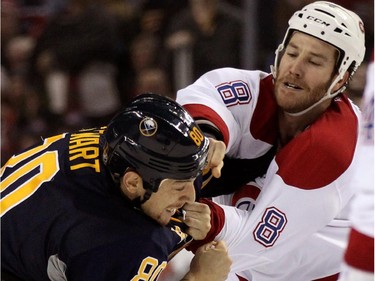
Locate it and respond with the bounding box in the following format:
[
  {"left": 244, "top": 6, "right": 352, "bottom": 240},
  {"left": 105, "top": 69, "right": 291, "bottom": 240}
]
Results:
[{"left": 1, "top": 128, "right": 191, "bottom": 281}]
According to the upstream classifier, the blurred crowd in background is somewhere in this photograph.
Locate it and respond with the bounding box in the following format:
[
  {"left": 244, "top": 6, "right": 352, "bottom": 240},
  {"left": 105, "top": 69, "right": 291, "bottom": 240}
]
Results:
[{"left": 1, "top": 0, "right": 374, "bottom": 165}]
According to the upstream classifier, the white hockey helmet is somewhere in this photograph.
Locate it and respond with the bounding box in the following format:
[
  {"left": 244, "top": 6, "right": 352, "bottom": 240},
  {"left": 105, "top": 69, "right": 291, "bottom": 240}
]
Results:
[{"left": 272, "top": 1, "right": 366, "bottom": 110}]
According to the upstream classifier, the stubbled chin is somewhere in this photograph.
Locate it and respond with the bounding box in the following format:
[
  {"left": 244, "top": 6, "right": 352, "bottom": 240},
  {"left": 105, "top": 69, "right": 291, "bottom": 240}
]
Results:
[{"left": 275, "top": 93, "right": 300, "bottom": 112}]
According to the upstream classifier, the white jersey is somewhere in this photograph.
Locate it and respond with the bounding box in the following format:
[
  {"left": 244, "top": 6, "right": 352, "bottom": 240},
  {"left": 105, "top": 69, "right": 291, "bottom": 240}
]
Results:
[
  {"left": 339, "top": 61, "right": 374, "bottom": 281},
  {"left": 177, "top": 67, "right": 362, "bottom": 280}
]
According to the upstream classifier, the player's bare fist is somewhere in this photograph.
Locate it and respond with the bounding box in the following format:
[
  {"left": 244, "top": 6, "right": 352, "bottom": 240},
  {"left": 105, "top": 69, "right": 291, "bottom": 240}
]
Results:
[{"left": 182, "top": 240, "right": 232, "bottom": 281}]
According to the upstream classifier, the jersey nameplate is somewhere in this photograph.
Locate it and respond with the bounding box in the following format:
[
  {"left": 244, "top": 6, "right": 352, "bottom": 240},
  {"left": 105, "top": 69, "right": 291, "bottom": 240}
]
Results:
[{"left": 68, "top": 128, "right": 105, "bottom": 172}]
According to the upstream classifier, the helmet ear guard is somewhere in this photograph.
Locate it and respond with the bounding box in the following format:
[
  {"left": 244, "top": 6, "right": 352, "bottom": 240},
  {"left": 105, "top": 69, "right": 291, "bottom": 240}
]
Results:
[
  {"left": 271, "top": 1, "right": 365, "bottom": 93},
  {"left": 103, "top": 93, "right": 209, "bottom": 193}
]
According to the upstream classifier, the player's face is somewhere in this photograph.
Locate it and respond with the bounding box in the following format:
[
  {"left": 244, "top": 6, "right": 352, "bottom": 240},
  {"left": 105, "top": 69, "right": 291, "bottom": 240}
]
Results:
[
  {"left": 274, "top": 32, "right": 338, "bottom": 114},
  {"left": 141, "top": 178, "right": 196, "bottom": 225}
]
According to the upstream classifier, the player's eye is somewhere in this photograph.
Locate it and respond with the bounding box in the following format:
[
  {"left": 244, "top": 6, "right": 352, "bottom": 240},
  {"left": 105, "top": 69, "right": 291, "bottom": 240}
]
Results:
[
  {"left": 286, "top": 52, "right": 298, "bottom": 58},
  {"left": 175, "top": 185, "right": 185, "bottom": 192}
]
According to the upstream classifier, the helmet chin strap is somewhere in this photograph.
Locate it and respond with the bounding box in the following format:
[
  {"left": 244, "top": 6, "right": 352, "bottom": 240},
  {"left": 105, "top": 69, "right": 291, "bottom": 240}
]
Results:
[
  {"left": 285, "top": 93, "right": 333, "bottom": 116},
  {"left": 131, "top": 179, "right": 160, "bottom": 209}
]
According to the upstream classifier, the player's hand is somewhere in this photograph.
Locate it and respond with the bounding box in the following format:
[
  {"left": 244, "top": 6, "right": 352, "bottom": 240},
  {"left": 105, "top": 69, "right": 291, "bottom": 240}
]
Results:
[
  {"left": 182, "top": 240, "right": 232, "bottom": 281},
  {"left": 183, "top": 202, "right": 211, "bottom": 240},
  {"left": 206, "top": 138, "right": 226, "bottom": 178}
]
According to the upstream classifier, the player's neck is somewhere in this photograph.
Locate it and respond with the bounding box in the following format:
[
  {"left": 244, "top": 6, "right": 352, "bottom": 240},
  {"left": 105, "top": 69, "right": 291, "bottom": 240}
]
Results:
[
  {"left": 277, "top": 103, "right": 328, "bottom": 147},
  {"left": 278, "top": 114, "right": 304, "bottom": 148}
]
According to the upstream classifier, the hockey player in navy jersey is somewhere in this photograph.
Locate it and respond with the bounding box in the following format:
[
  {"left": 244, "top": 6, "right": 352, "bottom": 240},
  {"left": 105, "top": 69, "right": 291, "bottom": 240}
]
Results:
[{"left": 0, "top": 93, "right": 231, "bottom": 281}]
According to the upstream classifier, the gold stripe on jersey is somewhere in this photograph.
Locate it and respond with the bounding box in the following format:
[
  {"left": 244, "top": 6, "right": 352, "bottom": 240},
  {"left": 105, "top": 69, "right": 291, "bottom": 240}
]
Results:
[{"left": 1, "top": 135, "right": 63, "bottom": 217}]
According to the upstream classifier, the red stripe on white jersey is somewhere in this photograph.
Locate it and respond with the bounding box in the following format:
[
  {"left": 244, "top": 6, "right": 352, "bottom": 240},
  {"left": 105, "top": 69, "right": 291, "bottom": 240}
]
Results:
[{"left": 275, "top": 95, "right": 358, "bottom": 189}]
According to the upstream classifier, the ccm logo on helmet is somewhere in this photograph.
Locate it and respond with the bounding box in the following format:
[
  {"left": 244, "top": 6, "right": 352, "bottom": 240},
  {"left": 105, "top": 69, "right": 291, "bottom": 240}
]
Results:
[
  {"left": 139, "top": 117, "right": 158, "bottom": 137},
  {"left": 306, "top": 16, "right": 330, "bottom": 26}
]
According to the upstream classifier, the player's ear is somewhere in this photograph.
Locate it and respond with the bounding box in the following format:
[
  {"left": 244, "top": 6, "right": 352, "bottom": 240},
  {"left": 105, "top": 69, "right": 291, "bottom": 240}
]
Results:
[
  {"left": 121, "top": 171, "right": 144, "bottom": 198},
  {"left": 332, "top": 71, "right": 350, "bottom": 92}
]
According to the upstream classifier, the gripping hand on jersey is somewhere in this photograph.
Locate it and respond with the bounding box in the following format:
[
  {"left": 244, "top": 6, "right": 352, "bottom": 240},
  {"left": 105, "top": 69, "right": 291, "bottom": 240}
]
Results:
[{"left": 183, "top": 201, "right": 211, "bottom": 240}]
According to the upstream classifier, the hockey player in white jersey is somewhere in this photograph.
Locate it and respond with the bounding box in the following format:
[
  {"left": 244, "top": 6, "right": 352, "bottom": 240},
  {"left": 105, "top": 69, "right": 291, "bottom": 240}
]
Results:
[{"left": 177, "top": 1, "right": 367, "bottom": 280}]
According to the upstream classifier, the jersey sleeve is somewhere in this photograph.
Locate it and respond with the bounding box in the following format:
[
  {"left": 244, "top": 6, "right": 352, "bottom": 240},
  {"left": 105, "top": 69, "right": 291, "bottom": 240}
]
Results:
[
  {"left": 176, "top": 67, "right": 274, "bottom": 158},
  {"left": 177, "top": 68, "right": 243, "bottom": 153}
]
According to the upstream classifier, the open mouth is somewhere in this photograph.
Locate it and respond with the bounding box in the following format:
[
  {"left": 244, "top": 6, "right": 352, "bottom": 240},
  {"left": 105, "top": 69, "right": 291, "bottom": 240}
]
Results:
[{"left": 284, "top": 82, "right": 303, "bottom": 90}]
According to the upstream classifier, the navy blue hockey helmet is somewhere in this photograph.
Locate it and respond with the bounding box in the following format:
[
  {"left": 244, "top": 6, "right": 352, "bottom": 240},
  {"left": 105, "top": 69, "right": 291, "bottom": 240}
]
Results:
[{"left": 103, "top": 93, "right": 209, "bottom": 193}]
